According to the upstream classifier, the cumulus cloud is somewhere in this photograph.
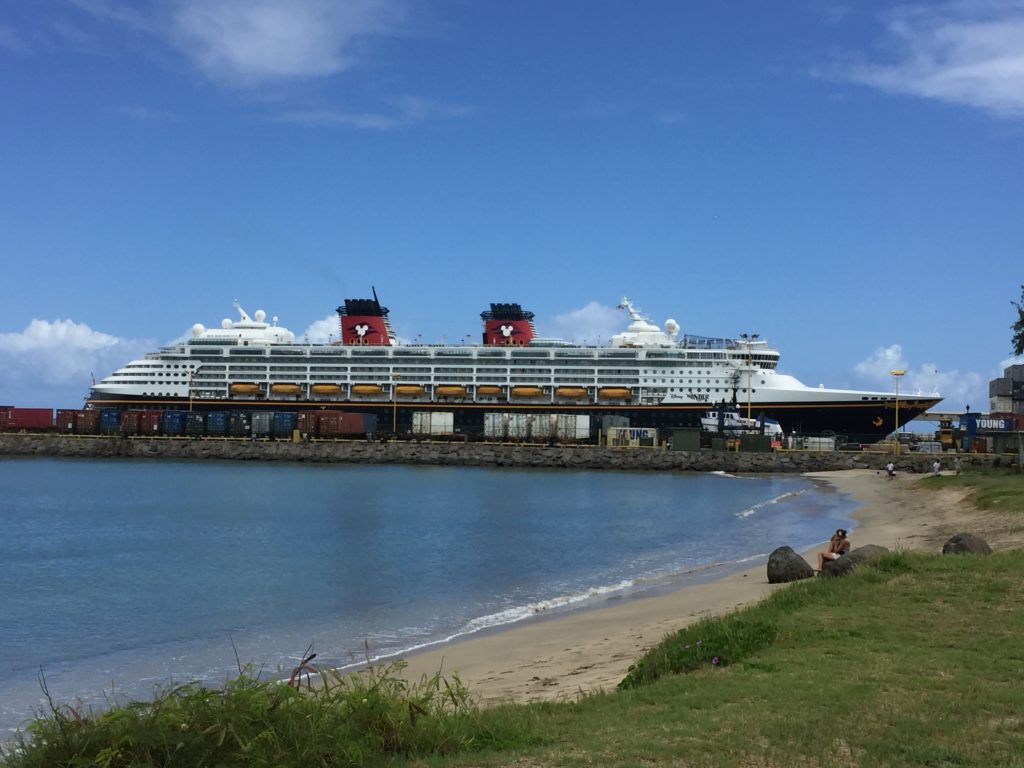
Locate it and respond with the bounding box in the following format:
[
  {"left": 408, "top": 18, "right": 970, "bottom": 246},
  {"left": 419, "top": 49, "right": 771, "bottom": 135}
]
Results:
[
  {"left": 842, "top": 1, "right": 1024, "bottom": 118},
  {"left": 851, "top": 343, "right": 987, "bottom": 411},
  {"left": 0, "top": 319, "right": 155, "bottom": 388},
  {"left": 302, "top": 314, "right": 341, "bottom": 344},
  {"left": 542, "top": 302, "right": 626, "bottom": 345},
  {"left": 169, "top": 0, "right": 406, "bottom": 87}
]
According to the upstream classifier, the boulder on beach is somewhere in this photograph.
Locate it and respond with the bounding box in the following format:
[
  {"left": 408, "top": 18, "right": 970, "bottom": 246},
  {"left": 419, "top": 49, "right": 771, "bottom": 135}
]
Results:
[
  {"left": 942, "top": 533, "right": 992, "bottom": 555},
  {"left": 821, "top": 544, "right": 890, "bottom": 577},
  {"left": 766, "top": 545, "right": 814, "bottom": 583}
]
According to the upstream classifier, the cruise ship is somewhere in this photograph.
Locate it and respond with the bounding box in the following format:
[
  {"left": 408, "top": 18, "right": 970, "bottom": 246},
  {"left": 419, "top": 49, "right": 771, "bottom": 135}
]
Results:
[{"left": 87, "top": 294, "right": 942, "bottom": 440}]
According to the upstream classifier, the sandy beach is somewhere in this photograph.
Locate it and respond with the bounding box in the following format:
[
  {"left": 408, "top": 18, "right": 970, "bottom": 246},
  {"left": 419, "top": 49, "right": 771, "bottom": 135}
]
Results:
[{"left": 398, "top": 468, "right": 1023, "bottom": 704}]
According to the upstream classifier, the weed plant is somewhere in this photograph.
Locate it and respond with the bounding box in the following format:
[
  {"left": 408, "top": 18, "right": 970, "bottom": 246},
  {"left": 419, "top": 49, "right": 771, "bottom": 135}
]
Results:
[{"left": 1, "top": 660, "right": 513, "bottom": 768}]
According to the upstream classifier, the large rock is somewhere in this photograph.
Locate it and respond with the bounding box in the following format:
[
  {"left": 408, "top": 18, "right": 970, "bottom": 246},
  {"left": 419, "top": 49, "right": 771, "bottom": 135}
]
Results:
[
  {"left": 821, "top": 544, "right": 890, "bottom": 577},
  {"left": 942, "top": 533, "right": 992, "bottom": 555},
  {"left": 767, "top": 545, "right": 814, "bottom": 583}
]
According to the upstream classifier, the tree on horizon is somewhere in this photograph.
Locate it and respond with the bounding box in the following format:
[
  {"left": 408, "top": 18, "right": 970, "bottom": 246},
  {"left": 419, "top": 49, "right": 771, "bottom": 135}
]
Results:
[{"left": 1013, "top": 284, "right": 1024, "bottom": 356}]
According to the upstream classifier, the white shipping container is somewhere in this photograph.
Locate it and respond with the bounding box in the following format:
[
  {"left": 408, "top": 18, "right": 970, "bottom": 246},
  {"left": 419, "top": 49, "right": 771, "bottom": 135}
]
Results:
[
  {"left": 802, "top": 436, "right": 836, "bottom": 451},
  {"left": 251, "top": 412, "right": 273, "bottom": 436},
  {"left": 606, "top": 426, "right": 658, "bottom": 448},
  {"left": 483, "top": 413, "right": 505, "bottom": 438},
  {"left": 412, "top": 411, "right": 454, "bottom": 435}
]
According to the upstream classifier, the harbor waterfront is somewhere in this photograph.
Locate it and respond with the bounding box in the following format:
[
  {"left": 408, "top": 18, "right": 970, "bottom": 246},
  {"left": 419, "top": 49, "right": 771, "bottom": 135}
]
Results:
[
  {"left": 0, "top": 456, "right": 859, "bottom": 735},
  {"left": 0, "top": 433, "right": 985, "bottom": 474}
]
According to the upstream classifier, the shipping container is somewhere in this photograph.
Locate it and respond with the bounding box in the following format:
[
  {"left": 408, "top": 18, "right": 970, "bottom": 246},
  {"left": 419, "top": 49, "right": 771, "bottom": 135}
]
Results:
[
  {"left": 412, "top": 411, "right": 454, "bottom": 435},
  {"left": 670, "top": 428, "right": 701, "bottom": 452},
  {"left": 801, "top": 436, "right": 836, "bottom": 451},
  {"left": 228, "top": 412, "right": 249, "bottom": 437},
  {"left": 599, "top": 414, "right": 630, "bottom": 431},
  {"left": 162, "top": 411, "right": 187, "bottom": 436},
  {"left": 100, "top": 409, "right": 121, "bottom": 435},
  {"left": 297, "top": 410, "right": 322, "bottom": 437},
  {"left": 273, "top": 412, "right": 296, "bottom": 436},
  {"left": 121, "top": 411, "right": 143, "bottom": 435},
  {"left": 206, "top": 411, "right": 228, "bottom": 436},
  {"left": 56, "top": 409, "right": 79, "bottom": 433},
  {"left": 251, "top": 412, "right": 273, "bottom": 437},
  {"left": 3, "top": 407, "right": 53, "bottom": 430},
  {"left": 315, "top": 412, "right": 341, "bottom": 437},
  {"left": 139, "top": 410, "right": 163, "bottom": 435},
  {"left": 606, "top": 426, "right": 658, "bottom": 448},
  {"left": 186, "top": 412, "right": 206, "bottom": 437},
  {"left": 77, "top": 410, "right": 99, "bottom": 435}
]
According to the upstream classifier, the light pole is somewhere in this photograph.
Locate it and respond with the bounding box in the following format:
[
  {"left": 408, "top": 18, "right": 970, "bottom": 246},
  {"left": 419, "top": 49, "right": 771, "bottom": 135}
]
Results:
[
  {"left": 391, "top": 373, "right": 400, "bottom": 433},
  {"left": 891, "top": 368, "right": 905, "bottom": 454}
]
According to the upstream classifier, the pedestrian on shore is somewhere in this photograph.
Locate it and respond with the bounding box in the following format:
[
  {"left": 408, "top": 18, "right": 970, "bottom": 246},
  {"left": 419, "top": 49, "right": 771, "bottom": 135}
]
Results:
[
  {"left": 932, "top": 459, "right": 941, "bottom": 476},
  {"left": 954, "top": 456, "right": 962, "bottom": 475},
  {"left": 886, "top": 460, "right": 895, "bottom": 480}
]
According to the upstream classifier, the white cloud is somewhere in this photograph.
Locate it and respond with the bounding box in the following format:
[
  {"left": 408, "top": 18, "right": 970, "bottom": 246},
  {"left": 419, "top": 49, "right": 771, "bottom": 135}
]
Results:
[
  {"left": 843, "top": 1, "right": 1024, "bottom": 118},
  {"left": 111, "top": 105, "right": 177, "bottom": 121},
  {"left": 851, "top": 343, "right": 988, "bottom": 411},
  {"left": 276, "top": 95, "right": 472, "bottom": 130},
  {"left": 0, "top": 319, "right": 155, "bottom": 387},
  {"left": 302, "top": 314, "right": 341, "bottom": 344},
  {"left": 542, "top": 302, "right": 625, "bottom": 345},
  {"left": 169, "top": 0, "right": 405, "bottom": 87},
  {"left": 0, "top": 23, "right": 30, "bottom": 53}
]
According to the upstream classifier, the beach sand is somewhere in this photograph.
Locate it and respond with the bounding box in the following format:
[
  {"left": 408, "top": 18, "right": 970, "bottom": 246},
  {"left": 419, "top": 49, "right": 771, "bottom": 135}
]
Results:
[{"left": 397, "top": 468, "right": 1023, "bottom": 705}]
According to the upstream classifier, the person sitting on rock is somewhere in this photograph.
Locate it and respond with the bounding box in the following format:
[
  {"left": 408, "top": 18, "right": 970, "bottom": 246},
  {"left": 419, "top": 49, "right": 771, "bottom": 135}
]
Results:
[{"left": 817, "top": 528, "right": 851, "bottom": 573}]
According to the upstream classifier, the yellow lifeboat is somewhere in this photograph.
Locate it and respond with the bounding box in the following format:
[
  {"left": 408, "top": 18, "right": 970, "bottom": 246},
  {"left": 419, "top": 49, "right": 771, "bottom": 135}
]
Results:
[
  {"left": 351, "top": 384, "right": 384, "bottom": 396},
  {"left": 476, "top": 385, "right": 504, "bottom": 397},
  {"left": 271, "top": 383, "right": 301, "bottom": 395},
  {"left": 435, "top": 385, "right": 468, "bottom": 397},
  {"left": 230, "top": 383, "right": 261, "bottom": 395},
  {"left": 310, "top": 383, "right": 342, "bottom": 396},
  {"left": 511, "top": 386, "right": 545, "bottom": 398},
  {"left": 395, "top": 384, "right": 426, "bottom": 397},
  {"left": 597, "top": 387, "right": 632, "bottom": 399},
  {"left": 555, "top": 387, "right": 588, "bottom": 399}
]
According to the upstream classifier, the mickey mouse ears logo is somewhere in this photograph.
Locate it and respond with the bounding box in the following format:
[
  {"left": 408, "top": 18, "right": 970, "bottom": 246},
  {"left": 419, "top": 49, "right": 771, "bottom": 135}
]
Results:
[{"left": 354, "top": 324, "right": 370, "bottom": 337}]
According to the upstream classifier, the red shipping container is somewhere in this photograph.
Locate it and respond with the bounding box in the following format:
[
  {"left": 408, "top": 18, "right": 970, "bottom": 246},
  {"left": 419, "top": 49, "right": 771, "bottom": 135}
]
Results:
[
  {"left": 5, "top": 408, "right": 53, "bottom": 430},
  {"left": 297, "top": 411, "right": 322, "bottom": 436},
  {"left": 121, "top": 411, "right": 143, "bottom": 435},
  {"left": 77, "top": 410, "right": 100, "bottom": 435},
  {"left": 56, "top": 409, "right": 79, "bottom": 433},
  {"left": 335, "top": 413, "right": 369, "bottom": 435},
  {"left": 317, "top": 413, "right": 344, "bottom": 437},
  {"left": 139, "top": 410, "right": 162, "bottom": 435}
]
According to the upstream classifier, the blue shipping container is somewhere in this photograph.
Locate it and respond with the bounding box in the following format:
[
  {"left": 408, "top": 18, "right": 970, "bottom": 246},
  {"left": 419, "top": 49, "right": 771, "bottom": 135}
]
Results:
[
  {"left": 100, "top": 409, "right": 121, "bottom": 435},
  {"left": 206, "top": 411, "right": 228, "bottom": 436},
  {"left": 273, "top": 412, "right": 296, "bottom": 436},
  {"left": 162, "top": 411, "right": 187, "bottom": 436}
]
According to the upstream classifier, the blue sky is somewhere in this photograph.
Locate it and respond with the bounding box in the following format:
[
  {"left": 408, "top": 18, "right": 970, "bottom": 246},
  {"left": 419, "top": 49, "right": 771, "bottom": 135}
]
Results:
[{"left": 1, "top": 0, "right": 1022, "bottom": 413}]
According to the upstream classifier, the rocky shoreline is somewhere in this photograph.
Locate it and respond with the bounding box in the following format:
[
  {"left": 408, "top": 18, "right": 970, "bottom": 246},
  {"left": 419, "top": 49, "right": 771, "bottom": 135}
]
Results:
[{"left": 0, "top": 433, "right": 995, "bottom": 473}]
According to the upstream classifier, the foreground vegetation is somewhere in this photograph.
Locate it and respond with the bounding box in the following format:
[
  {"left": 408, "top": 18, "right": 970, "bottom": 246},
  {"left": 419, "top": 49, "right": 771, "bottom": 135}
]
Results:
[{"left": 5, "top": 471, "right": 1023, "bottom": 767}]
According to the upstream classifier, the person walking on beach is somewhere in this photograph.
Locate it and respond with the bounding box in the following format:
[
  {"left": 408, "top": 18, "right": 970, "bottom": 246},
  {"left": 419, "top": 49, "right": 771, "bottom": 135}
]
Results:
[
  {"left": 817, "top": 528, "right": 851, "bottom": 573},
  {"left": 954, "top": 456, "right": 962, "bottom": 475},
  {"left": 886, "top": 461, "right": 895, "bottom": 480},
  {"left": 932, "top": 459, "right": 941, "bottom": 476}
]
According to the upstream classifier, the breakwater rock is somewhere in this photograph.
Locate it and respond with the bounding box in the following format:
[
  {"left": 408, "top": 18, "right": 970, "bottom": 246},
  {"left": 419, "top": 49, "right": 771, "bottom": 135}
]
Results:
[{"left": 0, "top": 434, "right": 992, "bottom": 473}]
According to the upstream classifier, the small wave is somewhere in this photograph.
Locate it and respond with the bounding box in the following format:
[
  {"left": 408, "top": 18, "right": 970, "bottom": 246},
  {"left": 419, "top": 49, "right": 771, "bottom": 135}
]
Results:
[{"left": 735, "top": 488, "right": 806, "bottom": 517}]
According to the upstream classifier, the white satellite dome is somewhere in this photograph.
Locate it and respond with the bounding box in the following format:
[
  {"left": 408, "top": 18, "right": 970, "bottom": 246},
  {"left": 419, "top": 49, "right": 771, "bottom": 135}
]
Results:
[
  {"left": 222, "top": 319, "right": 233, "bottom": 329},
  {"left": 255, "top": 309, "right": 266, "bottom": 322},
  {"left": 192, "top": 323, "right": 205, "bottom": 336}
]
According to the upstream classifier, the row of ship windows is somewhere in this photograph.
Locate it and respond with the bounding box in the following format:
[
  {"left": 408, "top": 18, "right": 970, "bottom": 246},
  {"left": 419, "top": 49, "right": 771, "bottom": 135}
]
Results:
[{"left": 181, "top": 349, "right": 772, "bottom": 362}]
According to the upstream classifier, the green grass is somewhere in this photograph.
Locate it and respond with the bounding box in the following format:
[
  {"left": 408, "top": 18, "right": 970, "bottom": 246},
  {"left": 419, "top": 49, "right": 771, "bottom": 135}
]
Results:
[
  {"left": 922, "top": 464, "right": 1024, "bottom": 514},
  {"left": 6, "top": 470, "right": 1024, "bottom": 767}
]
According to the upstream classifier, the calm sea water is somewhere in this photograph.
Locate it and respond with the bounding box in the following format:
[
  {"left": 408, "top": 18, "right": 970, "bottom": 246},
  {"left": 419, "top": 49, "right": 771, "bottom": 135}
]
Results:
[{"left": 0, "top": 457, "right": 856, "bottom": 733}]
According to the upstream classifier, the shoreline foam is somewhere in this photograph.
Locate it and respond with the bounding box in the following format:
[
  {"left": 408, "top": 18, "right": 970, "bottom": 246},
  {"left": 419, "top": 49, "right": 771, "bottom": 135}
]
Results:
[{"left": 394, "top": 469, "right": 1023, "bottom": 705}]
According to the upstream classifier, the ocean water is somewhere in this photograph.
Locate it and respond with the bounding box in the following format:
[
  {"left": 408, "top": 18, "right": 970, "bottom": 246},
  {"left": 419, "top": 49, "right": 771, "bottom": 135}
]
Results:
[{"left": 0, "top": 457, "right": 856, "bottom": 734}]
